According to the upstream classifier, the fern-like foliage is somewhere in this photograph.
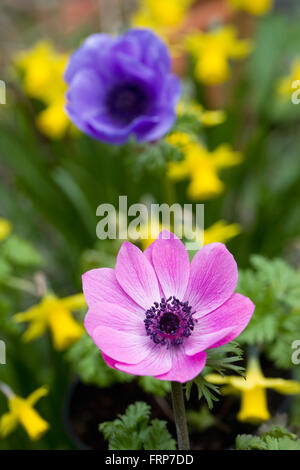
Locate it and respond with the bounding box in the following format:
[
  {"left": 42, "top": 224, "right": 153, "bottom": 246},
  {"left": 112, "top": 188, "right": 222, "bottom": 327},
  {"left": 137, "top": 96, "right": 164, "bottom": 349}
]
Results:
[
  {"left": 185, "top": 342, "right": 244, "bottom": 408},
  {"left": 99, "top": 402, "right": 176, "bottom": 450},
  {"left": 237, "top": 255, "right": 300, "bottom": 368},
  {"left": 236, "top": 426, "right": 300, "bottom": 450}
]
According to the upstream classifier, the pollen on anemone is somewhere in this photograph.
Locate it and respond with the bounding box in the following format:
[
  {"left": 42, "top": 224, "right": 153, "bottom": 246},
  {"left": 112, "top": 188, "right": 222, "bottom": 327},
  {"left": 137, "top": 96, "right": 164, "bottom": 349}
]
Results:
[
  {"left": 82, "top": 231, "right": 255, "bottom": 383},
  {"left": 64, "top": 29, "right": 181, "bottom": 145}
]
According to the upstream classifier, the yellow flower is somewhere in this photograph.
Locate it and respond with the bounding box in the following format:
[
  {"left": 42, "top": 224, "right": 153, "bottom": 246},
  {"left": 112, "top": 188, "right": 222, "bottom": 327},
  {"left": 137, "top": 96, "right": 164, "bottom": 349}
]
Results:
[
  {"left": 227, "top": 0, "right": 273, "bottom": 15},
  {"left": 186, "top": 26, "right": 252, "bottom": 85},
  {"left": 203, "top": 220, "right": 241, "bottom": 245},
  {"left": 277, "top": 59, "right": 300, "bottom": 99},
  {"left": 14, "top": 293, "right": 85, "bottom": 351},
  {"left": 177, "top": 101, "right": 226, "bottom": 127},
  {"left": 0, "top": 386, "right": 49, "bottom": 440},
  {"left": 15, "top": 41, "right": 70, "bottom": 139},
  {"left": 0, "top": 218, "right": 12, "bottom": 242},
  {"left": 206, "top": 357, "right": 300, "bottom": 424},
  {"left": 132, "top": 0, "right": 194, "bottom": 32},
  {"left": 167, "top": 132, "right": 242, "bottom": 200},
  {"left": 133, "top": 215, "right": 240, "bottom": 250},
  {"left": 36, "top": 97, "right": 70, "bottom": 140}
]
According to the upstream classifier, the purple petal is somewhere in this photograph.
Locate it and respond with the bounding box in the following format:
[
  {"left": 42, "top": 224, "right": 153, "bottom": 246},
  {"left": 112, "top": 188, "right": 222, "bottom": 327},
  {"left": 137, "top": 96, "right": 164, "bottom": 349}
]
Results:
[
  {"left": 184, "top": 243, "right": 238, "bottom": 318},
  {"left": 155, "top": 348, "right": 207, "bottom": 383},
  {"left": 84, "top": 302, "right": 145, "bottom": 337},
  {"left": 82, "top": 267, "right": 143, "bottom": 316},
  {"left": 116, "top": 241, "right": 160, "bottom": 309},
  {"left": 151, "top": 234, "right": 190, "bottom": 300},
  {"left": 124, "top": 29, "right": 171, "bottom": 74},
  {"left": 115, "top": 344, "right": 172, "bottom": 376},
  {"left": 66, "top": 69, "right": 106, "bottom": 118},
  {"left": 92, "top": 325, "right": 150, "bottom": 364},
  {"left": 64, "top": 34, "right": 115, "bottom": 83}
]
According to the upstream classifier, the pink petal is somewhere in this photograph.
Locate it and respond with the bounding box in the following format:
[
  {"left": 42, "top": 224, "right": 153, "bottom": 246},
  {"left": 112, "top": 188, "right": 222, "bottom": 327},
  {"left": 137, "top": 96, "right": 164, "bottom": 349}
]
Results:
[
  {"left": 115, "top": 241, "right": 160, "bottom": 310},
  {"left": 184, "top": 326, "right": 236, "bottom": 356},
  {"left": 151, "top": 234, "right": 190, "bottom": 300},
  {"left": 184, "top": 243, "right": 238, "bottom": 318},
  {"left": 115, "top": 344, "right": 172, "bottom": 376},
  {"left": 102, "top": 352, "right": 117, "bottom": 369},
  {"left": 155, "top": 347, "right": 207, "bottom": 383},
  {"left": 92, "top": 325, "right": 150, "bottom": 364},
  {"left": 82, "top": 268, "right": 143, "bottom": 316},
  {"left": 84, "top": 302, "right": 145, "bottom": 337},
  {"left": 185, "top": 293, "right": 254, "bottom": 355}
]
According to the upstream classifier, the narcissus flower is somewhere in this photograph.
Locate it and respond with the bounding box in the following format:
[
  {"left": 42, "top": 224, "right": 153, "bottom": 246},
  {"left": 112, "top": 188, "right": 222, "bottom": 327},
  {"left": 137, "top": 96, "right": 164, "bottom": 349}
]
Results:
[
  {"left": 186, "top": 26, "right": 251, "bottom": 85},
  {"left": 132, "top": 0, "right": 194, "bottom": 32},
  {"left": 227, "top": 0, "right": 273, "bottom": 16},
  {"left": 202, "top": 220, "right": 241, "bottom": 246},
  {"left": 0, "top": 384, "right": 49, "bottom": 440},
  {"left": 64, "top": 29, "right": 181, "bottom": 144},
  {"left": 167, "top": 132, "right": 242, "bottom": 200},
  {"left": 0, "top": 218, "right": 12, "bottom": 241},
  {"left": 83, "top": 231, "right": 254, "bottom": 383},
  {"left": 206, "top": 357, "right": 300, "bottom": 423},
  {"left": 14, "top": 293, "right": 85, "bottom": 351},
  {"left": 277, "top": 59, "right": 300, "bottom": 99},
  {"left": 15, "top": 41, "right": 70, "bottom": 139},
  {"left": 177, "top": 101, "right": 226, "bottom": 127},
  {"left": 134, "top": 218, "right": 240, "bottom": 251}
]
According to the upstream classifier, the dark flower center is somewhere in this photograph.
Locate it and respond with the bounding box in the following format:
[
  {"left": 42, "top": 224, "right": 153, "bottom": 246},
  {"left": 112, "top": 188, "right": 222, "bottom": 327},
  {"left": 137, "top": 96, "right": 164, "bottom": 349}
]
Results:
[
  {"left": 144, "top": 296, "right": 196, "bottom": 348},
  {"left": 106, "top": 84, "right": 148, "bottom": 124}
]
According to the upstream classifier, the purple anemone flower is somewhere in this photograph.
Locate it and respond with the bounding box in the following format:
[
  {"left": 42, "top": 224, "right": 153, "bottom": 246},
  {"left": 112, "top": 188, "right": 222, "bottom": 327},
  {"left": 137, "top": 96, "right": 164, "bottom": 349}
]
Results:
[
  {"left": 64, "top": 29, "right": 181, "bottom": 144},
  {"left": 82, "top": 232, "right": 254, "bottom": 383}
]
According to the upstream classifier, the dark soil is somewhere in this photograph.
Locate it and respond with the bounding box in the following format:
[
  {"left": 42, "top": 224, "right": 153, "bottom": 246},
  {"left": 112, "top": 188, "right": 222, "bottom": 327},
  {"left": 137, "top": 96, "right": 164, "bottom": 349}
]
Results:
[{"left": 65, "top": 358, "right": 290, "bottom": 450}]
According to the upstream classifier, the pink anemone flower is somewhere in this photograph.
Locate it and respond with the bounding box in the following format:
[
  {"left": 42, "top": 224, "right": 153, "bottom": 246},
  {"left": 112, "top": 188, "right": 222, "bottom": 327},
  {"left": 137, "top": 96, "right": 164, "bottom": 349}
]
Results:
[{"left": 82, "top": 231, "right": 254, "bottom": 383}]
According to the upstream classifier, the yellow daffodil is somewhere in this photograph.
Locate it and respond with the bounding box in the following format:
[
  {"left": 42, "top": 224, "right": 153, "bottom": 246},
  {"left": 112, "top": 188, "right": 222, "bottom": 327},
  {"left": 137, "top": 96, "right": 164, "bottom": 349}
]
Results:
[
  {"left": 206, "top": 357, "right": 300, "bottom": 424},
  {"left": 186, "top": 26, "right": 252, "bottom": 85},
  {"left": 203, "top": 220, "right": 241, "bottom": 245},
  {"left": 0, "top": 218, "right": 12, "bottom": 241},
  {"left": 277, "top": 59, "right": 300, "bottom": 99},
  {"left": 177, "top": 101, "right": 226, "bottom": 127},
  {"left": 14, "top": 293, "right": 85, "bottom": 351},
  {"left": 0, "top": 384, "right": 49, "bottom": 440},
  {"left": 15, "top": 41, "right": 70, "bottom": 139},
  {"left": 167, "top": 132, "right": 242, "bottom": 200},
  {"left": 132, "top": 0, "right": 194, "bottom": 32},
  {"left": 227, "top": 0, "right": 273, "bottom": 16},
  {"left": 133, "top": 217, "right": 240, "bottom": 251}
]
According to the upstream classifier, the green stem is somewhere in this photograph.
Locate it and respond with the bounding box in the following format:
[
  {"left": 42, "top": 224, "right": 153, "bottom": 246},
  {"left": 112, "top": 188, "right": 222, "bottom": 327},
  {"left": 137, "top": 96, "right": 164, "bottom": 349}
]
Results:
[
  {"left": 171, "top": 381, "right": 190, "bottom": 450},
  {"left": 2, "top": 276, "right": 37, "bottom": 296}
]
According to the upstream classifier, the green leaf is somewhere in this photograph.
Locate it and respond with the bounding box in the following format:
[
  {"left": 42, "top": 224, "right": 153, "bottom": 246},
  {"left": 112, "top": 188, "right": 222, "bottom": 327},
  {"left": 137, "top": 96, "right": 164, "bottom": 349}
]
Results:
[
  {"left": 0, "top": 257, "right": 12, "bottom": 280},
  {"left": 138, "top": 376, "right": 171, "bottom": 397},
  {"left": 186, "top": 342, "right": 244, "bottom": 409},
  {"left": 185, "top": 375, "right": 220, "bottom": 409},
  {"left": 236, "top": 426, "right": 300, "bottom": 450},
  {"left": 65, "top": 334, "right": 134, "bottom": 387},
  {"left": 1, "top": 235, "right": 42, "bottom": 267},
  {"left": 99, "top": 402, "right": 176, "bottom": 450},
  {"left": 144, "top": 419, "right": 176, "bottom": 450},
  {"left": 237, "top": 255, "right": 300, "bottom": 368},
  {"left": 236, "top": 434, "right": 267, "bottom": 450}
]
